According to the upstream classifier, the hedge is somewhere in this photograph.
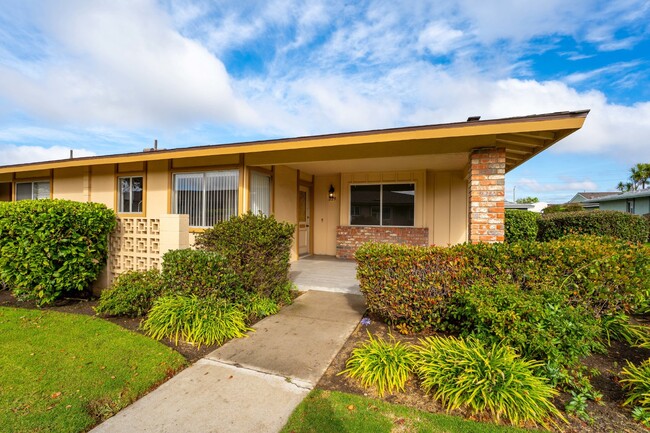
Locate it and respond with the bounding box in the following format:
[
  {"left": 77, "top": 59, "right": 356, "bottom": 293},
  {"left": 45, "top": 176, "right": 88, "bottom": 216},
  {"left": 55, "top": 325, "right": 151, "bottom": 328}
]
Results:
[
  {"left": 161, "top": 249, "right": 243, "bottom": 301},
  {"left": 95, "top": 269, "right": 164, "bottom": 317},
  {"left": 0, "top": 199, "right": 116, "bottom": 306},
  {"left": 505, "top": 210, "right": 538, "bottom": 242},
  {"left": 356, "top": 236, "right": 650, "bottom": 333},
  {"left": 195, "top": 212, "right": 295, "bottom": 302},
  {"left": 537, "top": 210, "right": 649, "bottom": 243}
]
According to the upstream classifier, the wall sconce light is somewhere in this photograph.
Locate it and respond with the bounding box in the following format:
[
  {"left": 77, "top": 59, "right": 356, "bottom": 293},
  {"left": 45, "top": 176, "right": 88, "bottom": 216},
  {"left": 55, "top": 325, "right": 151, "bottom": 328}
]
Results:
[{"left": 328, "top": 184, "right": 336, "bottom": 201}]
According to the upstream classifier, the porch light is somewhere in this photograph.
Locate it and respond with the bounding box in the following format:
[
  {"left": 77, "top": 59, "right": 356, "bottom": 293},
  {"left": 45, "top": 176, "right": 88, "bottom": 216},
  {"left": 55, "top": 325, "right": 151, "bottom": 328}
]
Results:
[{"left": 328, "top": 184, "right": 336, "bottom": 201}]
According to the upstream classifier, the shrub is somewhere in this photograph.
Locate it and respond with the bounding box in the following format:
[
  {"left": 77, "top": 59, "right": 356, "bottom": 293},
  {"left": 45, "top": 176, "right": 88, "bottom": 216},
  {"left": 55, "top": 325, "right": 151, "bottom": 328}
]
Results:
[
  {"left": 239, "top": 295, "right": 280, "bottom": 323},
  {"left": 0, "top": 199, "right": 116, "bottom": 306},
  {"left": 537, "top": 210, "right": 649, "bottom": 243},
  {"left": 451, "top": 282, "right": 604, "bottom": 370},
  {"left": 542, "top": 203, "right": 584, "bottom": 214},
  {"left": 505, "top": 210, "right": 538, "bottom": 242},
  {"left": 95, "top": 270, "right": 164, "bottom": 317},
  {"left": 142, "top": 295, "right": 250, "bottom": 348},
  {"left": 621, "top": 358, "right": 650, "bottom": 426},
  {"left": 355, "top": 242, "right": 473, "bottom": 333},
  {"left": 340, "top": 333, "right": 417, "bottom": 397},
  {"left": 356, "top": 236, "right": 650, "bottom": 333},
  {"left": 161, "top": 249, "right": 243, "bottom": 301},
  {"left": 415, "top": 336, "right": 562, "bottom": 427},
  {"left": 195, "top": 212, "right": 295, "bottom": 302},
  {"left": 600, "top": 313, "right": 649, "bottom": 346}
]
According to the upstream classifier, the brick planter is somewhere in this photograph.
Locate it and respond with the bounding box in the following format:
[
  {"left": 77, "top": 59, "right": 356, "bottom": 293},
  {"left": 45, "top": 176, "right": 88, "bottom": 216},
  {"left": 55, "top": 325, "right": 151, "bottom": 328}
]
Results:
[{"left": 336, "top": 226, "right": 429, "bottom": 259}]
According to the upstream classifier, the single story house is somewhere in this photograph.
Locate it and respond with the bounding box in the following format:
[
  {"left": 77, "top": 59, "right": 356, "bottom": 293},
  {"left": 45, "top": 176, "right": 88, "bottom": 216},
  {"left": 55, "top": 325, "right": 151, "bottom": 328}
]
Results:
[
  {"left": 0, "top": 110, "right": 589, "bottom": 287},
  {"left": 568, "top": 191, "right": 620, "bottom": 210},
  {"left": 504, "top": 201, "right": 534, "bottom": 211},
  {"left": 584, "top": 189, "right": 650, "bottom": 215}
]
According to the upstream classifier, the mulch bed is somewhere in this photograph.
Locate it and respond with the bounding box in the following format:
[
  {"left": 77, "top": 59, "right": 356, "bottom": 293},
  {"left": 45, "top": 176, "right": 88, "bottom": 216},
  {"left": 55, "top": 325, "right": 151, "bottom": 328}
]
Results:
[
  {"left": 0, "top": 290, "right": 219, "bottom": 362},
  {"left": 317, "top": 312, "right": 650, "bottom": 433}
]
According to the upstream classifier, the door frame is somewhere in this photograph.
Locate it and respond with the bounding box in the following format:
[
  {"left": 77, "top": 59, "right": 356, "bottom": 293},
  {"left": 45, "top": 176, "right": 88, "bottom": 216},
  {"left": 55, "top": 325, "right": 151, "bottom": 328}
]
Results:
[{"left": 297, "top": 182, "right": 313, "bottom": 257}]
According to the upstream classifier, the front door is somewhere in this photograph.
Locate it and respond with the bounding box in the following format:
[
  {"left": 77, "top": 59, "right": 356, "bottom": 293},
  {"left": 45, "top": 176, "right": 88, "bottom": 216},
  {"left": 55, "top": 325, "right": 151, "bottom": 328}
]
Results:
[{"left": 298, "top": 186, "right": 310, "bottom": 256}]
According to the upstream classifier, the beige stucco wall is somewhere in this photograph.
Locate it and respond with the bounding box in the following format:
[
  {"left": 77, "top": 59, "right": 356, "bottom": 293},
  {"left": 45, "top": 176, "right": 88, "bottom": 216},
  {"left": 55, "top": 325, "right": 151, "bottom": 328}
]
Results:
[
  {"left": 313, "top": 174, "right": 341, "bottom": 255},
  {"left": 273, "top": 165, "right": 298, "bottom": 260},
  {"left": 146, "top": 160, "right": 169, "bottom": 217},
  {"left": 426, "top": 170, "right": 467, "bottom": 246},
  {"left": 89, "top": 164, "right": 115, "bottom": 208},
  {"left": 53, "top": 167, "right": 89, "bottom": 202}
]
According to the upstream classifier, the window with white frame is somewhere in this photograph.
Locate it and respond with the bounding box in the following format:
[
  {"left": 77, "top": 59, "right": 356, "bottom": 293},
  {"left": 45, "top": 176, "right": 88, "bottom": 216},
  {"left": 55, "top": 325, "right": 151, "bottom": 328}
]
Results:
[
  {"left": 15, "top": 181, "right": 50, "bottom": 201},
  {"left": 250, "top": 171, "right": 271, "bottom": 216},
  {"left": 173, "top": 170, "right": 239, "bottom": 227},
  {"left": 350, "top": 183, "right": 415, "bottom": 226},
  {"left": 118, "top": 176, "right": 144, "bottom": 213}
]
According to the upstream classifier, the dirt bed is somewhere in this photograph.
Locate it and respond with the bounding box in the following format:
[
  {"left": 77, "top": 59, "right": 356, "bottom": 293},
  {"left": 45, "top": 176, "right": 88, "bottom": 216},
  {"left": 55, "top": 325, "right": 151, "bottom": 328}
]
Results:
[{"left": 317, "top": 313, "right": 650, "bottom": 433}]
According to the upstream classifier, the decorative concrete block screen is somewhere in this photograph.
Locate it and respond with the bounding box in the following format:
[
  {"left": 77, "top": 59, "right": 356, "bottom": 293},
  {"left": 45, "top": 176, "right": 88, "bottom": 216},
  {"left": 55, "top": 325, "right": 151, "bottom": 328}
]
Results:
[
  {"left": 106, "top": 214, "right": 190, "bottom": 284},
  {"left": 336, "top": 226, "right": 429, "bottom": 259}
]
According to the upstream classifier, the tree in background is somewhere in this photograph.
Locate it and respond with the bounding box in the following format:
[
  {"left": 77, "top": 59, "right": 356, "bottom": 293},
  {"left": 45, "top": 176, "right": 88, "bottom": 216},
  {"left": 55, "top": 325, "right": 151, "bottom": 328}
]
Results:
[
  {"left": 515, "top": 196, "right": 539, "bottom": 204},
  {"left": 618, "top": 163, "right": 650, "bottom": 191}
]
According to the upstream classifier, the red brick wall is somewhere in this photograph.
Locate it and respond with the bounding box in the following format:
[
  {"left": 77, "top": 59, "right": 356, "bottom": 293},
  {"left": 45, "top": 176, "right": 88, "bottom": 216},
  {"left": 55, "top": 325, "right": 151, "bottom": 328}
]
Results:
[
  {"left": 336, "top": 226, "right": 429, "bottom": 259},
  {"left": 468, "top": 148, "right": 505, "bottom": 243}
]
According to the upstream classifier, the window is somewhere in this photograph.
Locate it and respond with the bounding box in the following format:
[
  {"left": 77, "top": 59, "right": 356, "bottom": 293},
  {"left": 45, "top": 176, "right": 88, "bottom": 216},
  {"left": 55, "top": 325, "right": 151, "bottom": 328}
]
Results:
[
  {"left": 627, "top": 199, "right": 635, "bottom": 214},
  {"left": 250, "top": 171, "right": 271, "bottom": 216},
  {"left": 350, "top": 183, "right": 414, "bottom": 226},
  {"left": 118, "top": 176, "right": 144, "bottom": 213},
  {"left": 173, "top": 170, "right": 239, "bottom": 227},
  {"left": 15, "top": 181, "right": 50, "bottom": 201}
]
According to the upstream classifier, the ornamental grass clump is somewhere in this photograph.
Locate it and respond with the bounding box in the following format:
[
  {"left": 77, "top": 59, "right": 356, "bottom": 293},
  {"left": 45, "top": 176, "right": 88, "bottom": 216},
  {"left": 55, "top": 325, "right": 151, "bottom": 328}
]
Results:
[
  {"left": 143, "top": 295, "right": 251, "bottom": 348},
  {"left": 415, "top": 336, "right": 562, "bottom": 427},
  {"left": 620, "top": 358, "right": 650, "bottom": 426},
  {"left": 340, "top": 332, "right": 417, "bottom": 397}
]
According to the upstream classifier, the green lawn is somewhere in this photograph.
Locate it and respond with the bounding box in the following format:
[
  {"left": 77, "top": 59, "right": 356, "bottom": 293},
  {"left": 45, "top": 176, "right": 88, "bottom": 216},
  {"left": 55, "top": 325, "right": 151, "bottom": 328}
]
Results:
[
  {"left": 0, "top": 307, "right": 187, "bottom": 433},
  {"left": 281, "top": 389, "right": 536, "bottom": 433}
]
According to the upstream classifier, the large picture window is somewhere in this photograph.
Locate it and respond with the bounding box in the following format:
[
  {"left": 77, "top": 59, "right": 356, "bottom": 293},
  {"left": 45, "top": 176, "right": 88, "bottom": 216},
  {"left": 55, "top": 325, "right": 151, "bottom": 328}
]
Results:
[
  {"left": 249, "top": 171, "right": 271, "bottom": 216},
  {"left": 350, "top": 183, "right": 414, "bottom": 226},
  {"left": 118, "top": 176, "right": 143, "bottom": 213},
  {"left": 15, "top": 181, "right": 50, "bottom": 201},
  {"left": 173, "top": 170, "right": 239, "bottom": 227}
]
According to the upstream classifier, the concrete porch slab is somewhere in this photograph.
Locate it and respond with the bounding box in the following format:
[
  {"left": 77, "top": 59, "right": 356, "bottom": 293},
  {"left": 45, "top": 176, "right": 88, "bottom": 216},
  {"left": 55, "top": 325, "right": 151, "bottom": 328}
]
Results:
[{"left": 290, "top": 255, "right": 360, "bottom": 294}]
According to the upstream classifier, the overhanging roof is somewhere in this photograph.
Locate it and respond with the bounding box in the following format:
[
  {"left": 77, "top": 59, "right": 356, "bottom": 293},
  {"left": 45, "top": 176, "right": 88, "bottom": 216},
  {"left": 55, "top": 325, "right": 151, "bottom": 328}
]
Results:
[
  {"left": 0, "top": 110, "right": 589, "bottom": 175},
  {"left": 585, "top": 189, "right": 650, "bottom": 202}
]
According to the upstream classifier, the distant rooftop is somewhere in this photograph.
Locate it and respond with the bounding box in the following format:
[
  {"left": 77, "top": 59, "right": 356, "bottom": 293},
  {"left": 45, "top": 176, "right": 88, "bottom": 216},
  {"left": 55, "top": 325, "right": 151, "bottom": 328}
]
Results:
[{"left": 584, "top": 189, "right": 650, "bottom": 203}]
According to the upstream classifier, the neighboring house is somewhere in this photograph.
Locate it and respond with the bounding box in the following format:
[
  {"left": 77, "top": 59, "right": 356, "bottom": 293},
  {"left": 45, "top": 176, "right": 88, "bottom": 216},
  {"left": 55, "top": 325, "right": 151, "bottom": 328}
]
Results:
[
  {"left": 0, "top": 110, "right": 588, "bottom": 287},
  {"left": 568, "top": 191, "right": 620, "bottom": 210},
  {"left": 584, "top": 189, "right": 650, "bottom": 215},
  {"left": 505, "top": 201, "right": 534, "bottom": 211}
]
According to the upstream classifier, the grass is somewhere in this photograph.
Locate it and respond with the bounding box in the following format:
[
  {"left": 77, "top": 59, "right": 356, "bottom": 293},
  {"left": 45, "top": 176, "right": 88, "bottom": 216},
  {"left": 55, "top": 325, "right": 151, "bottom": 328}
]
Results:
[
  {"left": 281, "top": 389, "right": 533, "bottom": 433},
  {"left": 0, "top": 307, "right": 187, "bottom": 433}
]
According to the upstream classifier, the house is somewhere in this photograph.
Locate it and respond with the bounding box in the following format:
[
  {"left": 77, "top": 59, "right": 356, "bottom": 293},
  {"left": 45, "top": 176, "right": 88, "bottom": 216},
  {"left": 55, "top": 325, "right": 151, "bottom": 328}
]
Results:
[
  {"left": 568, "top": 191, "right": 620, "bottom": 210},
  {"left": 504, "top": 201, "right": 534, "bottom": 211},
  {"left": 0, "top": 110, "right": 589, "bottom": 287},
  {"left": 584, "top": 189, "right": 650, "bottom": 215}
]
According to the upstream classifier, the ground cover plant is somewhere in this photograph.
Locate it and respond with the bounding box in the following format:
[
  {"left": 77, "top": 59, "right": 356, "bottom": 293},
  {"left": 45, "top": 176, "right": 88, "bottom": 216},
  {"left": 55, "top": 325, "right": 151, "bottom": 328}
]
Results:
[
  {"left": 339, "top": 332, "right": 416, "bottom": 397},
  {"left": 281, "top": 389, "right": 530, "bottom": 433},
  {"left": 142, "top": 295, "right": 251, "bottom": 348},
  {"left": 0, "top": 199, "right": 116, "bottom": 306},
  {"left": 0, "top": 306, "right": 186, "bottom": 433}
]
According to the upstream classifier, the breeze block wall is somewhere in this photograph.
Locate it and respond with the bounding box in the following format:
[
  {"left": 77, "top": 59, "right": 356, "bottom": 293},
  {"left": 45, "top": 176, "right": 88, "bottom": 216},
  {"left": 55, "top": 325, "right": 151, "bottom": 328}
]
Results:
[
  {"left": 468, "top": 148, "right": 506, "bottom": 243},
  {"left": 336, "top": 226, "right": 429, "bottom": 259}
]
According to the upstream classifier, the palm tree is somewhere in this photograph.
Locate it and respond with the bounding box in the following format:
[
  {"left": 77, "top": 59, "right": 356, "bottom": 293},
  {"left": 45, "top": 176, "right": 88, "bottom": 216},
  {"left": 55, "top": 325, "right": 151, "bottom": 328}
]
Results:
[
  {"left": 630, "top": 163, "right": 650, "bottom": 190},
  {"left": 616, "top": 181, "right": 630, "bottom": 192}
]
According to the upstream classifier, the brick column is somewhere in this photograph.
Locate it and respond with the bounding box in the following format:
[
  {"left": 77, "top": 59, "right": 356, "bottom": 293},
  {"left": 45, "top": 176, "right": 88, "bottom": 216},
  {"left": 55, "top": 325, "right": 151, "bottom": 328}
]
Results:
[{"left": 468, "top": 148, "right": 505, "bottom": 243}]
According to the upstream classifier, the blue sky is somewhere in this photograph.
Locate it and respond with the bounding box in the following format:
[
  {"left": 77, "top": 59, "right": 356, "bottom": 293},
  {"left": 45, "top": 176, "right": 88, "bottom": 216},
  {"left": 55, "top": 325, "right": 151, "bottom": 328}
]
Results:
[{"left": 0, "top": 0, "right": 649, "bottom": 202}]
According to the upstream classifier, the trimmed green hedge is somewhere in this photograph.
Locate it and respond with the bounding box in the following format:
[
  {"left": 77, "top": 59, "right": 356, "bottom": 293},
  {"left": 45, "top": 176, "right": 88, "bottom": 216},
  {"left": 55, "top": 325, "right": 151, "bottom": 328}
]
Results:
[
  {"left": 356, "top": 236, "right": 650, "bottom": 334},
  {"left": 505, "top": 210, "right": 538, "bottom": 242},
  {"left": 95, "top": 269, "right": 164, "bottom": 317},
  {"left": 538, "top": 210, "right": 649, "bottom": 243},
  {"left": 0, "top": 200, "right": 116, "bottom": 306},
  {"left": 195, "top": 212, "right": 295, "bottom": 302},
  {"left": 161, "top": 249, "right": 243, "bottom": 301}
]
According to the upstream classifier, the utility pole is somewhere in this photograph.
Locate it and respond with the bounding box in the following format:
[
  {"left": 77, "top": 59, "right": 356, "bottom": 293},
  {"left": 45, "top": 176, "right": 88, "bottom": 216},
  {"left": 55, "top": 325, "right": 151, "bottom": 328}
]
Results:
[{"left": 513, "top": 186, "right": 516, "bottom": 202}]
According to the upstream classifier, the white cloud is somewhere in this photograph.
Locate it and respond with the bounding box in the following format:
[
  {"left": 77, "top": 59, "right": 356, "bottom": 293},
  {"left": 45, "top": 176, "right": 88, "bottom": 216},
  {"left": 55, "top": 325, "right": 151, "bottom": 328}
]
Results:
[
  {"left": 418, "top": 21, "right": 465, "bottom": 55},
  {"left": 0, "top": 0, "right": 259, "bottom": 128},
  {"left": 0, "top": 145, "right": 95, "bottom": 166},
  {"left": 518, "top": 177, "right": 598, "bottom": 193}
]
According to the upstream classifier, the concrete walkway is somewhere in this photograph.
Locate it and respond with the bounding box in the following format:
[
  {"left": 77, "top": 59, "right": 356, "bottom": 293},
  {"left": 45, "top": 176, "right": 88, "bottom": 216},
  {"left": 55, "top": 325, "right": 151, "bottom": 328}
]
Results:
[
  {"left": 91, "top": 290, "right": 365, "bottom": 433},
  {"left": 290, "top": 255, "right": 359, "bottom": 294}
]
